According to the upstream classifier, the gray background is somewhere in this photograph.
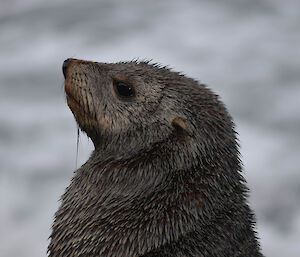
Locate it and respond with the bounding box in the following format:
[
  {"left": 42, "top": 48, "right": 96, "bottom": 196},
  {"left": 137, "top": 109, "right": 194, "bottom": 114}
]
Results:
[{"left": 1, "top": 0, "right": 300, "bottom": 256}]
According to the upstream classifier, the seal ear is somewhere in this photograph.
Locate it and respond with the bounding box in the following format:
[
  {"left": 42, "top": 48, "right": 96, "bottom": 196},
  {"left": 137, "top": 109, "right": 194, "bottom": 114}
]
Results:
[{"left": 171, "top": 117, "right": 193, "bottom": 138}]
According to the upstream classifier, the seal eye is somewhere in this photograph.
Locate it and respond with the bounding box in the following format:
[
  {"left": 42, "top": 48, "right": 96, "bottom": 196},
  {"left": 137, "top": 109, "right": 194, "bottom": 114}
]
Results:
[{"left": 113, "top": 80, "right": 135, "bottom": 99}]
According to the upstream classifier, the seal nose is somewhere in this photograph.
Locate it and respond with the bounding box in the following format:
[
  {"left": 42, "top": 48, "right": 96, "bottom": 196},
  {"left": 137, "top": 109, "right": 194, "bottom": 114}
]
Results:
[{"left": 62, "top": 58, "right": 72, "bottom": 78}]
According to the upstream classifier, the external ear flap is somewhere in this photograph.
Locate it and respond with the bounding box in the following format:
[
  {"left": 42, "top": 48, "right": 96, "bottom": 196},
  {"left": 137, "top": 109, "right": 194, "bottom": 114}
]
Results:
[{"left": 171, "top": 117, "right": 192, "bottom": 138}]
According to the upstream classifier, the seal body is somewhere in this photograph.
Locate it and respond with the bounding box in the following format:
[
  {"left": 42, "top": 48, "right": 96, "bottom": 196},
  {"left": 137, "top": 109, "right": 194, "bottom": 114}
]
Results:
[{"left": 48, "top": 59, "right": 263, "bottom": 257}]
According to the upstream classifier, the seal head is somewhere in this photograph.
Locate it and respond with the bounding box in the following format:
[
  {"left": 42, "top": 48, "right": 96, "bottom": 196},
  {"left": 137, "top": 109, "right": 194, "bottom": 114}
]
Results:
[{"left": 63, "top": 58, "right": 233, "bottom": 162}]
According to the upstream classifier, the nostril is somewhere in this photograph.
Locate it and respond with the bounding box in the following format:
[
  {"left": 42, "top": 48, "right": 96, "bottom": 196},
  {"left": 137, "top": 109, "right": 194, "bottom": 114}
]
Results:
[{"left": 62, "top": 58, "right": 72, "bottom": 78}]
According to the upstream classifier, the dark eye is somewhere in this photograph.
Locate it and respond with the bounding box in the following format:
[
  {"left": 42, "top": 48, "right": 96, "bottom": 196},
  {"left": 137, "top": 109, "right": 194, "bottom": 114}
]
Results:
[{"left": 113, "top": 80, "right": 135, "bottom": 99}]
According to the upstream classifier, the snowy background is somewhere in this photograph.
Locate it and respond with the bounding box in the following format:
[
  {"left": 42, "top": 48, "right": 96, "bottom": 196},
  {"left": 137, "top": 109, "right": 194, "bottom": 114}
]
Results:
[{"left": 0, "top": 0, "right": 299, "bottom": 256}]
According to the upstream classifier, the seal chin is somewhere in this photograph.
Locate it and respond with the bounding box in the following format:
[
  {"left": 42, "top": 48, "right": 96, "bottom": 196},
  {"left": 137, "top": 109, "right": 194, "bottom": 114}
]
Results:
[
  {"left": 65, "top": 93, "right": 81, "bottom": 115},
  {"left": 64, "top": 78, "right": 100, "bottom": 145}
]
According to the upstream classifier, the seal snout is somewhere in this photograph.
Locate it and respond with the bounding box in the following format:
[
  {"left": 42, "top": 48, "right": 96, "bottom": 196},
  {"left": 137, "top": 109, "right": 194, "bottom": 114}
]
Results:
[{"left": 62, "top": 58, "right": 72, "bottom": 78}]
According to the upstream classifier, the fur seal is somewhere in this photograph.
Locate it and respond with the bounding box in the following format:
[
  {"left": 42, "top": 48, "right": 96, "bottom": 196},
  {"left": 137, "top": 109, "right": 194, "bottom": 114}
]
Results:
[{"left": 48, "top": 58, "right": 263, "bottom": 257}]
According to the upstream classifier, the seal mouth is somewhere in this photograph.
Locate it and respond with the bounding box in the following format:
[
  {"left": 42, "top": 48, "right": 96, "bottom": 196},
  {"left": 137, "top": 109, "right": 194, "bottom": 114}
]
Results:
[
  {"left": 65, "top": 80, "right": 97, "bottom": 121},
  {"left": 65, "top": 89, "right": 81, "bottom": 112}
]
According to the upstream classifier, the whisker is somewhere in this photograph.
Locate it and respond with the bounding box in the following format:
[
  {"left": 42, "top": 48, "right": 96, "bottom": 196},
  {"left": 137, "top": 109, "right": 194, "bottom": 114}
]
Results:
[
  {"left": 85, "top": 91, "right": 91, "bottom": 115},
  {"left": 91, "top": 95, "right": 98, "bottom": 120}
]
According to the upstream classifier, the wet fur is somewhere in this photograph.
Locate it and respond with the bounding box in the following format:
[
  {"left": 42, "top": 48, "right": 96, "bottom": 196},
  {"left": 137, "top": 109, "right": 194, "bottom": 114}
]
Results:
[{"left": 48, "top": 59, "right": 263, "bottom": 257}]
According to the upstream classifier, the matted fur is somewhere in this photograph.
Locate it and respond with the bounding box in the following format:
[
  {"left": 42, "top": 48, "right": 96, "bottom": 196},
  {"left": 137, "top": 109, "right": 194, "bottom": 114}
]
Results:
[{"left": 48, "top": 59, "right": 263, "bottom": 257}]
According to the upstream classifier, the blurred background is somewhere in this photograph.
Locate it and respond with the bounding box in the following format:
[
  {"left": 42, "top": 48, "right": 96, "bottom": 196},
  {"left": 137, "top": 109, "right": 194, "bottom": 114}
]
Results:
[{"left": 0, "top": 0, "right": 299, "bottom": 256}]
